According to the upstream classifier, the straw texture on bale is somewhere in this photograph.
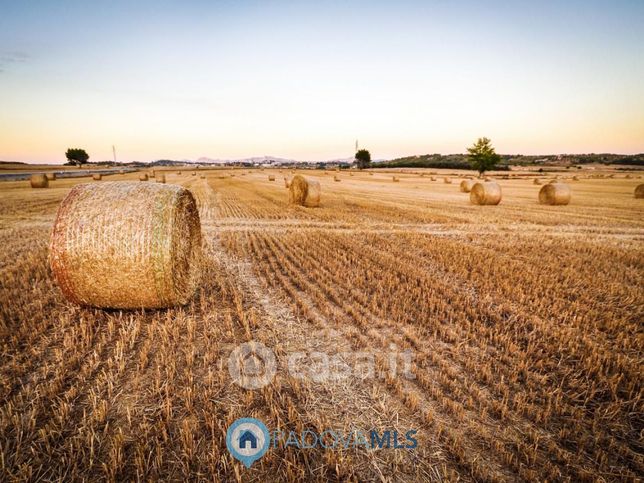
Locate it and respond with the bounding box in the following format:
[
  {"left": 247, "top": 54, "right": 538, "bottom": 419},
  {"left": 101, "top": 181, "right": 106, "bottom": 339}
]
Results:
[
  {"left": 635, "top": 184, "right": 644, "bottom": 199},
  {"left": 156, "top": 174, "right": 166, "bottom": 183},
  {"left": 288, "top": 175, "right": 320, "bottom": 207},
  {"left": 46, "top": 173, "right": 56, "bottom": 181},
  {"left": 268, "top": 175, "right": 276, "bottom": 181},
  {"left": 30, "top": 174, "right": 49, "bottom": 188},
  {"left": 470, "top": 181, "right": 502, "bottom": 205},
  {"left": 539, "top": 183, "right": 571, "bottom": 205},
  {"left": 49, "top": 182, "right": 202, "bottom": 309},
  {"left": 460, "top": 179, "right": 475, "bottom": 192},
  {"left": 533, "top": 178, "right": 542, "bottom": 185},
  {"left": 139, "top": 174, "right": 148, "bottom": 181},
  {"left": 93, "top": 174, "right": 102, "bottom": 181},
  {"left": 443, "top": 177, "right": 452, "bottom": 184}
]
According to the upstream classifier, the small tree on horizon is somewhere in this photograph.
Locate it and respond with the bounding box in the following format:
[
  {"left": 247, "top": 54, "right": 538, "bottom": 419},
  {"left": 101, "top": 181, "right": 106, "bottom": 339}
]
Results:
[
  {"left": 467, "top": 137, "right": 500, "bottom": 176},
  {"left": 355, "top": 149, "right": 371, "bottom": 169},
  {"left": 65, "top": 148, "right": 89, "bottom": 166}
]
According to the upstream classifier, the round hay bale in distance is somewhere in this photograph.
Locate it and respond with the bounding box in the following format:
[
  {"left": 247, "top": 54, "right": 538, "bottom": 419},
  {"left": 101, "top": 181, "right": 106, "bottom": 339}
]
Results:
[
  {"left": 157, "top": 174, "right": 166, "bottom": 183},
  {"left": 443, "top": 177, "right": 452, "bottom": 184},
  {"left": 30, "top": 174, "right": 49, "bottom": 188},
  {"left": 392, "top": 176, "right": 399, "bottom": 182},
  {"left": 268, "top": 175, "right": 276, "bottom": 181},
  {"left": 470, "top": 181, "right": 502, "bottom": 205},
  {"left": 289, "top": 175, "right": 320, "bottom": 207},
  {"left": 139, "top": 174, "right": 148, "bottom": 181},
  {"left": 633, "top": 184, "right": 644, "bottom": 199},
  {"left": 49, "top": 182, "right": 202, "bottom": 309},
  {"left": 334, "top": 175, "right": 340, "bottom": 182},
  {"left": 46, "top": 173, "right": 56, "bottom": 181},
  {"left": 460, "top": 179, "right": 475, "bottom": 192},
  {"left": 533, "top": 178, "right": 542, "bottom": 185},
  {"left": 93, "top": 174, "right": 102, "bottom": 181},
  {"left": 539, "top": 183, "right": 571, "bottom": 205}
]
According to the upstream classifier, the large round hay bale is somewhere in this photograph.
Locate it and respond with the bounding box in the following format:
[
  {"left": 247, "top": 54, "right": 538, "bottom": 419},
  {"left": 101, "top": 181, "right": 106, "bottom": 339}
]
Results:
[
  {"left": 443, "top": 177, "right": 452, "bottom": 184},
  {"left": 46, "top": 173, "right": 56, "bottom": 181},
  {"left": 460, "top": 179, "right": 475, "bottom": 192},
  {"left": 470, "top": 181, "right": 502, "bottom": 205},
  {"left": 633, "top": 184, "right": 644, "bottom": 199},
  {"left": 157, "top": 174, "right": 166, "bottom": 183},
  {"left": 30, "top": 174, "right": 49, "bottom": 188},
  {"left": 533, "top": 178, "right": 542, "bottom": 185},
  {"left": 289, "top": 175, "right": 320, "bottom": 207},
  {"left": 49, "top": 182, "right": 202, "bottom": 309},
  {"left": 93, "top": 174, "right": 102, "bottom": 181},
  {"left": 268, "top": 175, "right": 276, "bottom": 181},
  {"left": 539, "top": 183, "right": 571, "bottom": 205},
  {"left": 139, "top": 174, "right": 148, "bottom": 181}
]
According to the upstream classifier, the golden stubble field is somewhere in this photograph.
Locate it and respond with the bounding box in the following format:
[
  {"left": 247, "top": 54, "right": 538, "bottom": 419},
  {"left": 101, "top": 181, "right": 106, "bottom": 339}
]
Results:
[{"left": 1, "top": 168, "right": 643, "bottom": 481}]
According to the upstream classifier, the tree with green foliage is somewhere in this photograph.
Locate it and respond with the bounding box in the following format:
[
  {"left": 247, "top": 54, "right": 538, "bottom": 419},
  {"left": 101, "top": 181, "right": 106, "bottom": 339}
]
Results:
[
  {"left": 65, "top": 148, "right": 89, "bottom": 166},
  {"left": 467, "top": 137, "right": 500, "bottom": 176},
  {"left": 355, "top": 149, "right": 371, "bottom": 169}
]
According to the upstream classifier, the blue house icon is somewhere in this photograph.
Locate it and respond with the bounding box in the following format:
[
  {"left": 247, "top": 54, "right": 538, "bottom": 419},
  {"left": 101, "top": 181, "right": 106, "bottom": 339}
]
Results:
[{"left": 239, "top": 430, "right": 258, "bottom": 450}]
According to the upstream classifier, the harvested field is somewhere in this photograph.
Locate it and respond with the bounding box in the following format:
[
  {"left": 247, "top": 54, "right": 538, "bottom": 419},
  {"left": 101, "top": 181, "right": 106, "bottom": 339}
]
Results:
[{"left": 1, "top": 169, "right": 643, "bottom": 481}]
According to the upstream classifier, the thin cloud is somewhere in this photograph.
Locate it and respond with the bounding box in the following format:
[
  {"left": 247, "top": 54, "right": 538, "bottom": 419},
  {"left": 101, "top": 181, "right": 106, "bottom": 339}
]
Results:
[{"left": 0, "top": 51, "right": 30, "bottom": 72}]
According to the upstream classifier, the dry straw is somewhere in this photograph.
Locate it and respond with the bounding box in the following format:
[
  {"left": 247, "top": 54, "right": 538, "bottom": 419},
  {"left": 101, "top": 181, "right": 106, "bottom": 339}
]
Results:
[
  {"left": 46, "top": 173, "right": 56, "bottom": 181},
  {"left": 633, "top": 184, "right": 644, "bottom": 199},
  {"left": 93, "top": 174, "right": 102, "bottom": 181},
  {"left": 49, "top": 182, "right": 202, "bottom": 309},
  {"left": 460, "top": 179, "right": 475, "bottom": 192},
  {"left": 268, "top": 175, "right": 276, "bottom": 181},
  {"left": 284, "top": 178, "right": 290, "bottom": 188},
  {"left": 470, "top": 181, "right": 502, "bottom": 205},
  {"left": 157, "top": 174, "right": 166, "bottom": 183},
  {"left": 139, "top": 174, "right": 149, "bottom": 181},
  {"left": 539, "top": 183, "right": 571, "bottom": 205},
  {"left": 289, "top": 175, "right": 320, "bottom": 207},
  {"left": 30, "top": 174, "right": 49, "bottom": 188}
]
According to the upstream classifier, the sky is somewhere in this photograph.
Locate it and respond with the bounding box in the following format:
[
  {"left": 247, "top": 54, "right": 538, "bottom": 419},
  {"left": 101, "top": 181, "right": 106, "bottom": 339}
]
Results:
[{"left": 0, "top": 0, "right": 643, "bottom": 163}]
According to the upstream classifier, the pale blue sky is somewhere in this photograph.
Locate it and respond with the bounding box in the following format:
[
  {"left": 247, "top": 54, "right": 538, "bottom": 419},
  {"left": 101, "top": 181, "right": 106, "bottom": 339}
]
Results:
[{"left": 1, "top": 0, "right": 643, "bottom": 163}]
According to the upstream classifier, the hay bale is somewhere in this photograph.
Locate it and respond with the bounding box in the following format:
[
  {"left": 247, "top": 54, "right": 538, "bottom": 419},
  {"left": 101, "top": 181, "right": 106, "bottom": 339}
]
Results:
[
  {"left": 30, "top": 174, "right": 49, "bottom": 188},
  {"left": 200, "top": 174, "right": 206, "bottom": 179},
  {"left": 268, "top": 175, "right": 276, "bottom": 181},
  {"left": 392, "top": 176, "right": 399, "bottom": 182},
  {"left": 157, "top": 174, "right": 166, "bottom": 183},
  {"left": 533, "top": 178, "right": 542, "bottom": 185},
  {"left": 289, "top": 175, "right": 320, "bottom": 207},
  {"left": 46, "top": 173, "right": 56, "bottom": 181},
  {"left": 192, "top": 172, "right": 196, "bottom": 176},
  {"left": 572, "top": 175, "right": 579, "bottom": 181},
  {"left": 539, "top": 183, "right": 571, "bottom": 205},
  {"left": 443, "top": 177, "right": 452, "bottom": 184},
  {"left": 93, "top": 174, "right": 102, "bottom": 181},
  {"left": 177, "top": 171, "right": 182, "bottom": 175},
  {"left": 49, "top": 182, "right": 202, "bottom": 309},
  {"left": 634, "top": 184, "right": 644, "bottom": 199},
  {"left": 139, "top": 174, "right": 149, "bottom": 181},
  {"left": 470, "top": 181, "right": 502, "bottom": 205},
  {"left": 149, "top": 171, "right": 155, "bottom": 178},
  {"left": 460, "top": 179, "right": 475, "bottom": 193},
  {"left": 334, "top": 175, "right": 341, "bottom": 182},
  {"left": 430, "top": 177, "right": 436, "bottom": 181},
  {"left": 284, "top": 178, "right": 290, "bottom": 188}
]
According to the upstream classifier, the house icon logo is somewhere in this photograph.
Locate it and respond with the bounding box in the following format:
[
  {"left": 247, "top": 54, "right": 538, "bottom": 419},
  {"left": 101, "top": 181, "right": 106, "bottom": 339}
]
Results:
[{"left": 226, "top": 417, "right": 270, "bottom": 468}]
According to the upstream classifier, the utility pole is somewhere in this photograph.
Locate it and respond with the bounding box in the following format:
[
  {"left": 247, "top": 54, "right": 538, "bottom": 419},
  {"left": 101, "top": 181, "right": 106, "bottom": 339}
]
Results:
[{"left": 112, "top": 145, "right": 116, "bottom": 163}]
